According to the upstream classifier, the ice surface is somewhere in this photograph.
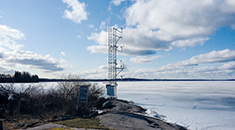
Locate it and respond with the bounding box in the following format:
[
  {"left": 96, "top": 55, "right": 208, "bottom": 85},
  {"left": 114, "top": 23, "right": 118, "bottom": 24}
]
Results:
[{"left": 117, "top": 81, "right": 235, "bottom": 130}]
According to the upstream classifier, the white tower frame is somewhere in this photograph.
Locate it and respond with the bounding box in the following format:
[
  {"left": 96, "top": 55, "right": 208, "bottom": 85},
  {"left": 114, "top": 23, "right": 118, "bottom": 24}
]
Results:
[{"left": 107, "top": 27, "right": 123, "bottom": 98}]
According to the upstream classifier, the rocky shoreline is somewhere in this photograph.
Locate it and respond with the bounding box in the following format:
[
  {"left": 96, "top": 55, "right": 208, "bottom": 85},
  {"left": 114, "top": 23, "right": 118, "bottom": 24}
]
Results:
[
  {"left": 98, "top": 99, "right": 187, "bottom": 130},
  {"left": 22, "top": 99, "right": 188, "bottom": 130}
]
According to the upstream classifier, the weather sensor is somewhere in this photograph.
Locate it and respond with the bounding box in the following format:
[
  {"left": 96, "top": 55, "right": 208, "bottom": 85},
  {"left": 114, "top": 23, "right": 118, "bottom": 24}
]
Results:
[{"left": 106, "top": 27, "right": 124, "bottom": 98}]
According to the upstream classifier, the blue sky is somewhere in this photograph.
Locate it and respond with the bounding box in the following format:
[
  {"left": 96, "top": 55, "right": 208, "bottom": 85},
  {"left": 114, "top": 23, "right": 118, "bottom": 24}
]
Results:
[{"left": 0, "top": 0, "right": 235, "bottom": 79}]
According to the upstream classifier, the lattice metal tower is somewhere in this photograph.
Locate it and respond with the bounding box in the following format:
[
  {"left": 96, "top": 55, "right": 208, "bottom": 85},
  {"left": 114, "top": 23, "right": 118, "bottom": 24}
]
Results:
[{"left": 107, "top": 26, "right": 123, "bottom": 98}]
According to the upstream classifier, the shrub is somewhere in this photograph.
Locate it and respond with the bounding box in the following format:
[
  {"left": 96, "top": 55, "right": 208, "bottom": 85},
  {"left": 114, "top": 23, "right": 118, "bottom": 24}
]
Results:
[{"left": 0, "top": 74, "right": 106, "bottom": 118}]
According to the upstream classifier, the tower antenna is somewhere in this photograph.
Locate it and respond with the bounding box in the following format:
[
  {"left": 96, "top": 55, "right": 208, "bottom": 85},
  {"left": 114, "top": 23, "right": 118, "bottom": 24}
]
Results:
[{"left": 106, "top": 26, "right": 124, "bottom": 98}]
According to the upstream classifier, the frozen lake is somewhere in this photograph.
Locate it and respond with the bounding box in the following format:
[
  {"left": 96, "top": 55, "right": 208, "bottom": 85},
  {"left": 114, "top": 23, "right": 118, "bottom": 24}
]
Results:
[{"left": 117, "top": 81, "right": 235, "bottom": 130}]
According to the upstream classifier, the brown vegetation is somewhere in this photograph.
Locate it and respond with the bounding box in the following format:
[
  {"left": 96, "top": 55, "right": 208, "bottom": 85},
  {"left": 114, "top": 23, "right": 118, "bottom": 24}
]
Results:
[{"left": 0, "top": 75, "right": 106, "bottom": 129}]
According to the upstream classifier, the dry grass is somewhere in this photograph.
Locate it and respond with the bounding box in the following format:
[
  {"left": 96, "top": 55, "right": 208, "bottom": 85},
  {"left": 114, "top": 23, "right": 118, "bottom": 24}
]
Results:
[
  {"left": 3, "top": 115, "right": 44, "bottom": 130},
  {"left": 54, "top": 118, "right": 110, "bottom": 130}
]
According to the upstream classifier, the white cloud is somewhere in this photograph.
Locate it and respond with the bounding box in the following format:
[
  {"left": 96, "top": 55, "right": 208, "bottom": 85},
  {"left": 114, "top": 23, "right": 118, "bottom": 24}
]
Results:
[
  {"left": 76, "top": 35, "right": 81, "bottom": 38},
  {"left": 58, "top": 58, "right": 72, "bottom": 69},
  {"left": 2, "top": 50, "right": 64, "bottom": 72},
  {"left": 170, "top": 37, "right": 209, "bottom": 50},
  {"left": 99, "top": 18, "right": 111, "bottom": 30},
  {"left": 0, "top": 24, "right": 67, "bottom": 73},
  {"left": 86, "top": 29, "right": 159, "bottom": 56},
  {"left": 88, "top": 0, "right": 235, "bottom": 60},
  {"left": 77, "top": 49, "right": 235, "bottom": 79},
  {"left": 99, "top": 22, "right": 106, "bottom": 30},
  {"left": 0, "top": 25, "right": 25, "bottom": 51},
  {"left": 183, "top": 49, "right": 235, "bottom": 65},
  {"left": 87, "top": 30, "right": 108, "bottom": 45},
  {"left": 124, "top": 0, "right": 235, "bottom": 48},
  {"left": 86, "top": 28, "right": 167, "bottom": 55},
  {"left": 89, "top": 24, "right": 94, "bottom": 28},
  {"left": 108, "top": 0, "right": 128, "bottom": 11},
  {"left": 87, "top": 45, "right": 107, "bottom": 54},
  {"left": 62, "top": 0, "right": 88, "bottom": 24},
  {"left": 111, "top": 0, "right": 127, "bottom": 6},
  {"left": 130, "top": 55, "right": 161, "bottom": 64},
  {"left": 0, "top": 25, "right": 24, "bottom": 39},
  {"left": 125, "top": 0, "right": 235, "bottom": 35},
  {"left": 127, "top": 49, "right": 235, "bottom": 79},
  {"left": 84, "top": 0, "right": 235, "bottom": 78},
  {"left": 155, "top": 49, "right": 235, "bottom": 72},
  {"left": 221, "top": 0, "right": 235, "bottom": 13},
  {"left": 77, "top": 65, "right": 107, "bottom": 79},
  {"left": 61, "top": 51, "right": 66, "bottom": 56},
  {"left": 98, "top": 65, "right": 108, "bottom": 70},
  {"left": 219, "top": 61, "right": 235, "bottom": 70},
  {"left": 124, "top": 64, "right": 234, "bottom": 79},
  {"left": 166, "top": 67, "right": 232, "bottom": 79}
]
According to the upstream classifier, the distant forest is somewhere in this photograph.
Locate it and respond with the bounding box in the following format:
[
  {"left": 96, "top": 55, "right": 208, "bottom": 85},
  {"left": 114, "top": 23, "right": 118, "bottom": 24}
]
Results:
[
  {"left": 39, "top": 78, "right": 235, "bottom": 82},
  {"left": 1, "top": 71, "right": 234, "bottom": 83},
  {"left": 0, "top": 71, "right": 39, "bottom": 82}
]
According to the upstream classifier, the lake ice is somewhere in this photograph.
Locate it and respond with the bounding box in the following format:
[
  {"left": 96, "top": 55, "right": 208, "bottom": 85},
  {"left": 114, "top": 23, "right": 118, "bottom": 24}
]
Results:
[{"left": 116, "top": 81, "right": 235, "bottom": 130}]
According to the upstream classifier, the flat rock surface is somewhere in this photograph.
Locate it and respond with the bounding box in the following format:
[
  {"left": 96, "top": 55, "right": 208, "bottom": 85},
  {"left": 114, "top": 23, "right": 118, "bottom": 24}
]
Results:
[
  {"left": 98, "top": 113, "right": 161, "bottom": 130},
  {"left": 24, "top": 123, "right": 73, "bottom": 130}
]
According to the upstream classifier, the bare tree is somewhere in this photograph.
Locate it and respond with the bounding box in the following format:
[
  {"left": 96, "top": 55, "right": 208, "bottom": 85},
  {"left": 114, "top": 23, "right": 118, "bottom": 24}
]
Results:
[
  {"left": 0, "top": 74, "right": 106, "bottom": 118},
  {"left": 57, "top": 74, "right": 83, "bottom": 100}
]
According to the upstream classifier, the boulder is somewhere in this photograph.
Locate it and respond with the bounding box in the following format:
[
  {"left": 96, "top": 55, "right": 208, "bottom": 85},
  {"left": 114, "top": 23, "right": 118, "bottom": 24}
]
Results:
[
  {"left": 59, "top": 115, "right": 68, "bottom": 120},
  {"left": 102, "top": 101, "right": 115, "bottom": 109}
]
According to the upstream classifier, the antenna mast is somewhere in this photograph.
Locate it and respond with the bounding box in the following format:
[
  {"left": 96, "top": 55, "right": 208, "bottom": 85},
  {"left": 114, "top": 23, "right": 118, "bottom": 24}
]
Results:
[{"left": 106, "top": 26, "right": 124, "bottom": 98}]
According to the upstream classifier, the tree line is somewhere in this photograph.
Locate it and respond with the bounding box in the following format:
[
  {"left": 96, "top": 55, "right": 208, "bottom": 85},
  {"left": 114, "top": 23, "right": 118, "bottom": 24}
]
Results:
[{"left": 0, "top": 71, "right": 39, "bottom": 82}]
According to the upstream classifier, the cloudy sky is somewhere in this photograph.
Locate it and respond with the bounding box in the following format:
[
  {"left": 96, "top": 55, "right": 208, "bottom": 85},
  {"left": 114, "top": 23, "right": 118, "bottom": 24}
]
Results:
[{"left": 0, "top": 0, "right": 235, "bottom": 79}]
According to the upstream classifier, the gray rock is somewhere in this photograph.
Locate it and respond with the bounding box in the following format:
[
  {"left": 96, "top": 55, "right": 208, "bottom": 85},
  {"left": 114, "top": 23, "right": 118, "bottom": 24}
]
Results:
[
  {"left": 59, "top": 115, "right": 68, "bottom": 120},
  {"left": 102, "top": 101, "right": 114, "bottom": 109}
]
